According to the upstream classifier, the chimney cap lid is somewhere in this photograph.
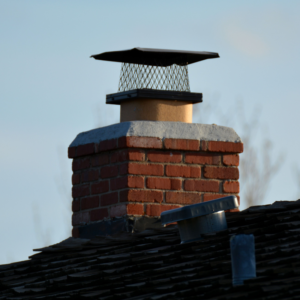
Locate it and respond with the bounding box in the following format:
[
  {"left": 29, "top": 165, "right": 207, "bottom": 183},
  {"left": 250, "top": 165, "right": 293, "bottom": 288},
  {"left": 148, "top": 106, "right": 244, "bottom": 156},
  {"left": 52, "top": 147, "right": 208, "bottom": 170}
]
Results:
[
  {"left": 90, "top": 47, "right": 219, "bottom": 67},
  {"left": 161, "top": 196, "right": 239, "bottom": 225}
]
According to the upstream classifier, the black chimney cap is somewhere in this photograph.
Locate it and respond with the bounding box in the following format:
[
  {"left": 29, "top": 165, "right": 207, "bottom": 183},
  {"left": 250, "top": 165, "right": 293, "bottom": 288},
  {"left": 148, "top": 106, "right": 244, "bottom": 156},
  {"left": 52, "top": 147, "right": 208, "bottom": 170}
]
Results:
[{"left": 90, "top": 47, "right": 219, "bottom": 67}]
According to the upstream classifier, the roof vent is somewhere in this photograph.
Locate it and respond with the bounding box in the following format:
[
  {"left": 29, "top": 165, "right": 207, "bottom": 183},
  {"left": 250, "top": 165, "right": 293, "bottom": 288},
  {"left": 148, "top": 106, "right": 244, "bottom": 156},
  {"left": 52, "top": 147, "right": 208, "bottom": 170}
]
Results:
[
  {"left": 230, "top": 234, "right": 256, "bottom": 286},
  {"left": 161, "top": 196, "right": 239, "bottom": 243}
]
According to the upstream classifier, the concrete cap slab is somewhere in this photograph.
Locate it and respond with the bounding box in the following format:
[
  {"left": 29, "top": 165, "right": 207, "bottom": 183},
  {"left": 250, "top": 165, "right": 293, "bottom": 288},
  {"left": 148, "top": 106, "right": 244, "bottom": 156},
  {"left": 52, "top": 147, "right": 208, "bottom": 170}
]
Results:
[{"left": 69, "top": 121, "right": 242, "bottom": 147}]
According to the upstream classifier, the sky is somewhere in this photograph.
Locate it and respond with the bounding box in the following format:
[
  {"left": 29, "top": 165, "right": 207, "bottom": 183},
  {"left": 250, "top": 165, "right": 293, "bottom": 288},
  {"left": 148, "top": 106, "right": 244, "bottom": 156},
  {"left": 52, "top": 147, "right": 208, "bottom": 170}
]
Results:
[{"left": 1, "top": 0, "right": 300, "bottom": 264}]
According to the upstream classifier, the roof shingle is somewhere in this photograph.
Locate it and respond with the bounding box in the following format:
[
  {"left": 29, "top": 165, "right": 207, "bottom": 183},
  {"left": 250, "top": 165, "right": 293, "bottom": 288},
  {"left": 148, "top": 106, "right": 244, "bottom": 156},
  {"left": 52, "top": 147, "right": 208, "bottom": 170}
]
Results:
[{"left": 1, "top": 200, "right": 300, "bottom": 300}]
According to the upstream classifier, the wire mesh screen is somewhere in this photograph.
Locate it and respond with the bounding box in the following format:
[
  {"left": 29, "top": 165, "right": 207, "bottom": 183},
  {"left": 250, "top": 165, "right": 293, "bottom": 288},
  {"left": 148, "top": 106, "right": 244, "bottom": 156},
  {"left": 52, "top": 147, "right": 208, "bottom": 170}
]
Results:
[{"left": 118, "top": 63, "right": 190, "bottom": 92}]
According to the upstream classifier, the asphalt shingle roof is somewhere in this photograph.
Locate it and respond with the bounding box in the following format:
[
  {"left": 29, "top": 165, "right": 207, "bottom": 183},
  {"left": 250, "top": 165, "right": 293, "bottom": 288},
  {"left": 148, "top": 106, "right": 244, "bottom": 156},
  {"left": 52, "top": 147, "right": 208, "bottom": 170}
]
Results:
[{"left": 1, "top": 200, "right": 300, "bottom": 300}]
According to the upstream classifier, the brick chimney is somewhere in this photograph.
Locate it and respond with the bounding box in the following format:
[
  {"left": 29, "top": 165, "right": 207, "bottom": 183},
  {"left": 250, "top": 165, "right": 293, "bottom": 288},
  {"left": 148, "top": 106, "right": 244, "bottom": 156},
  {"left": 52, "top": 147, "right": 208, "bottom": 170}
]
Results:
[{"left": 68, "top": 48, "right": 243, "bottom": 238}]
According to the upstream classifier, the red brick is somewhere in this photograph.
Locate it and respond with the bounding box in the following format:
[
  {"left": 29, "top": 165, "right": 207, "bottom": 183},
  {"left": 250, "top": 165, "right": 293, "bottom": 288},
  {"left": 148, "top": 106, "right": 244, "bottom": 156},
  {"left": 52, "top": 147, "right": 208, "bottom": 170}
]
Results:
[
  {"left": 72, "top": 200, "right": 80, "bottom": 212},
  {"left": 127, "top": 204, "right": 144, "bottom": 215},
  {"left": 128, "top": 176, "right": 144, "bottom": 188},
  {"left": 81, "top": 196, "right": 99, "bottom": 210},
  {"left": 101, "top": 165, "right": 118, "bottom": 178},
  {"left": 72, "top": 173, "right": 81, "bottom": 185},
  {"left": 185, "top": 153, "right": 220, "bottom": 165},
  {"left": 201, "top": 141, "right": 208, "bottom": 151},
  {"left": 223, "top": 154, "right": 239, "bottom": 166},
  {"left": 166, "top": 192, "right": 201, "bottom": 204},
  {"left": 110, "top": 204, "right": 144, "bottom": 217},
  {"left": 203, "top": 193, "right": 226, "bottom": 202},
  {"left": 110, "top": 177, "right": 128, "bottom": 190},
  {"left": 204, "top": 166, "right": 239, "bottom": 180},
  {"left": 68, "top": 147, "right": 77, "bottom": 158},
  {"left": 147, "top": 151, "right": 182, "bottom": 163},
  {"left": 82, "top": 169, "right": 99, "bottom": 182},
  {"left": 145, "top": 204, "right": 181, "bottom": 217},
  {"left": 111, "top": 176, "right": 144, "bottom": 190},
  {"left": 110, "top": 151, "right": 119, "bottom": 163},
  {"left": 164, "top": 138, "right": 199, "bottom": 151},
  {"left": 72, "top": 227, "right": 79, "bottom": 238},
  {"left": 72, "top": 184, "right": 90, "bottom": 198},
  {"left": 184, "top": 180, "right": 219, "bottom": 192},
  {"left": 121, "top": 163, "right": 164, "bottom": 176},
  {"left": 91, "top": 154, "right": 109, "bottom": 167},
  {"left": 77, "top": 143, "right": 95, "bottom": 157},
  {"left": 146, "top": 177, "right": 181, "bottom": 190},
  {"left": 207, "top": 141, "right": 244, "bottom": 153},
  {"left": 118, "top": 150, "right": 145, "bottom": 162},
  {"left": 223, "top": 181, "right": 240, "bottom": 193},
  {"left": 120, "top": 190, "right": 163, "bottom": 203},
  {"left": 119, "top": 163, "right": 129, "bottom": 175},
  {"left": 91, "top": 181, "right": 109, "bottom": 195},
  {"left": 72, "top": 158, "right": 90, "bottom": 171},
  {"left": 110, "top": 204, "right": 127, "bottom": 217},
  {"left": 101, "top": 192, "right": 118, "bottom": 206},
  {"left": 166, "top": 165, "right": 201, "bottom": 178},
  {"left": 119, "top": 136, "right": 162, "bottom": 149},
  {"left": 98, "top": 139, "right": 118, "bottom": 152},
  {"left": 72, "top": 212, "right": 90, "bottom": 226},
  {"left": 90, "top": 208, "right": 108, "bottom": 221}
]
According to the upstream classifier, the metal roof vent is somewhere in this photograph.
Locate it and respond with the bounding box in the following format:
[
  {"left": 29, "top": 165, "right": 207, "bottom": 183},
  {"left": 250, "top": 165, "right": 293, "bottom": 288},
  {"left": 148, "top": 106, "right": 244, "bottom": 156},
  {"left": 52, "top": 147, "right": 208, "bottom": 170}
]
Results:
[
  {"left": 230, "top": 234, "right": 256, "bottom": 286},
  {"left": 161, "top": 196, "right": 239, "bottom": 243}
]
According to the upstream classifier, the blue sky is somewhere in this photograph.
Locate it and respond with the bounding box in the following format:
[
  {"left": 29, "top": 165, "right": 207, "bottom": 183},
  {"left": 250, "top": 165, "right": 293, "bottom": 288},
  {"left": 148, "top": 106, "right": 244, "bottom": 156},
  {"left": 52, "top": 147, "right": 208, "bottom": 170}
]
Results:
[{"left": 1, "top": 0, "right": 300, "bottom": 264}]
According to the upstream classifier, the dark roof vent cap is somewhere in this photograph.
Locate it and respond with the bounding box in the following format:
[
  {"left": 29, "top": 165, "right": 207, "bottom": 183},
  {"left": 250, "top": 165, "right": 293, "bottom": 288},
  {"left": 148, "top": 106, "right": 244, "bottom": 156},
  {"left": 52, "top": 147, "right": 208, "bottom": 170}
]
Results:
[{"left": 161, "top": 196, "right": 239, "bottom": 243}]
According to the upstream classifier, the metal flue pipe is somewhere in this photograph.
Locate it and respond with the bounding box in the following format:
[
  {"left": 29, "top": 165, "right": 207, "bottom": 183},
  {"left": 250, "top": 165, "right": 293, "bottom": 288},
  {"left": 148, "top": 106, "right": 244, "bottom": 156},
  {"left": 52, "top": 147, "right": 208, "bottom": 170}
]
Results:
[{"left": 230, "top": 234, "right": 256, "bottom": 286}]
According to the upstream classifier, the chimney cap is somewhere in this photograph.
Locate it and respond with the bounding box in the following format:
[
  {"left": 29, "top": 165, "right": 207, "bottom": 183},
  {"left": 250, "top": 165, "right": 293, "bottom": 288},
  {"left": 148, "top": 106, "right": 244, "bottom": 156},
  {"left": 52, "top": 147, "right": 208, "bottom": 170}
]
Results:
[
  {"left": 161, "top": 196, "right": 239, "bottom": 225},
  {"left": 90, "top": 47, "right": 220, "bottom": 67}
]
